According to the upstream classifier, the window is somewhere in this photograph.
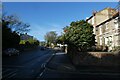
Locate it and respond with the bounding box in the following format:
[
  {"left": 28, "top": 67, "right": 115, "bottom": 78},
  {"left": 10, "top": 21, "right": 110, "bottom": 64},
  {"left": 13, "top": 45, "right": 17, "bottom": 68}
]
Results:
[
  {"left": 96, "top": 28, "right": 98, "bottom": 31},
  {"left": 105, "top": 37, "right": 108, "bottom": 45}
]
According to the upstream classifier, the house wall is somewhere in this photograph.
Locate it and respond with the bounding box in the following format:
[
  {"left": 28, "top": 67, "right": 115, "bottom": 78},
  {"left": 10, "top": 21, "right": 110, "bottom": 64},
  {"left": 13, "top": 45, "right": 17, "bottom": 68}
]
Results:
[
  {"left": 95, "top": 8, "right": 117, "bottom": 25},
  {"left": 96, "top": 16, "right": 119, "bottom": 50},
  {"left": 87, "top": 8, "right": 119, "bottom": 51}
]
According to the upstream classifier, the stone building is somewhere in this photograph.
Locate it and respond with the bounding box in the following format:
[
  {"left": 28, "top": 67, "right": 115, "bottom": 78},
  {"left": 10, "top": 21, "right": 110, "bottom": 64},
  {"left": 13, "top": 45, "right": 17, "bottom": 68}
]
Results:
[
  {"left": 20, "top": 33, "right": 33, "bottom": 40},
  {"left": 86, "top": 7, "right": 120, "bottom": 51}
]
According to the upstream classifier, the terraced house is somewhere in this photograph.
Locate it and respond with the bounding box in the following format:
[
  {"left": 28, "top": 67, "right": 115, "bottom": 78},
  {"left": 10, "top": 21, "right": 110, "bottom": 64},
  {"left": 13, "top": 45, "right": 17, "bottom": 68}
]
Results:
[{"left": 86, "top": 7, "right": 120, "bottom": 51}]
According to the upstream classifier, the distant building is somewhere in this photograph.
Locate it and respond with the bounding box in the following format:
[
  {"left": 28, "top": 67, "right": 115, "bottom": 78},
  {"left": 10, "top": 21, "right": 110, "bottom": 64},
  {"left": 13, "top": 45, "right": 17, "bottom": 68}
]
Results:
[
  {"left": 40, "top": 41, "right": 46, "bottom": 46},
  {"left": 86, "top": 7, "right": 120, "bottom": 51},
  {"left": 20, "top": 33, "right": 33, "bottom": 40}
]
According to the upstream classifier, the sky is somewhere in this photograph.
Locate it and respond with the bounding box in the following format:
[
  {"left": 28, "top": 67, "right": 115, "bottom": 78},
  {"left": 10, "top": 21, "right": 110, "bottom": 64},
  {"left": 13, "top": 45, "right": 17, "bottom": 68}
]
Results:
[
  {"left": 2, "top": 0, "right": 119, "bottom": 2},
  {"left": 3, "top": 2, "right": 118, "bottom": 41}
]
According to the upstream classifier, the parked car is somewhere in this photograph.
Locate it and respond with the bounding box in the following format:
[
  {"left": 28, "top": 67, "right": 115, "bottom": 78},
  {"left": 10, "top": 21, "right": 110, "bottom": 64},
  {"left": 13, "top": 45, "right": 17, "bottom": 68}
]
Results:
[
  {"left": 3, "top": 48, "right": 20, "bottom": 56},
  {"left": 40, "top": 46, "right": 45, "bottom": 50}
]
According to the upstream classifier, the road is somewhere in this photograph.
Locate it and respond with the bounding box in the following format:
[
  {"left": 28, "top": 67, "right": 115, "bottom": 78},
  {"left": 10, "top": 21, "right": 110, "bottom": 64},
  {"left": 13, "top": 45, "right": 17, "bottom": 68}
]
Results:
[
  {"left": 2, "top": 47, "right": 120, "bottom": 80},
  {"left": 2, "top": 46, "right": 55, "bottom": 80}
]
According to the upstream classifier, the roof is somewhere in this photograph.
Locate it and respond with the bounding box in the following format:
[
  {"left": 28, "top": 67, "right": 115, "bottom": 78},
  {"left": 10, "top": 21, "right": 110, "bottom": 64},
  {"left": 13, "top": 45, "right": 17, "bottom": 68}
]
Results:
[
  {"left": 86, "top": 7, "right": 117, "bottom": 22},
  {"left": 86, "top": 15, "right": 93, "bottom": 21}
]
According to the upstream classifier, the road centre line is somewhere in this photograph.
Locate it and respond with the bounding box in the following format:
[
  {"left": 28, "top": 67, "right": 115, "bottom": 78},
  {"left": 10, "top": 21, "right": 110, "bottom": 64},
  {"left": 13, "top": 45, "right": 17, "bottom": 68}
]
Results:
[{"left": 7, "top": 73, "right": 16, "bottom": 78}]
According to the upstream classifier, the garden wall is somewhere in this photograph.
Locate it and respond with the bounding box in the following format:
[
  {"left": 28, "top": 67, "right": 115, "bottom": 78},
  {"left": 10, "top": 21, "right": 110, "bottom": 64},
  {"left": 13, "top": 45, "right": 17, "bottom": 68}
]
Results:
[
  {"left": 67, "top": 46, "right": 120, "bottom": 67},
  {"left": 88, "top": 52, "right": 113, "bottom": 58}
]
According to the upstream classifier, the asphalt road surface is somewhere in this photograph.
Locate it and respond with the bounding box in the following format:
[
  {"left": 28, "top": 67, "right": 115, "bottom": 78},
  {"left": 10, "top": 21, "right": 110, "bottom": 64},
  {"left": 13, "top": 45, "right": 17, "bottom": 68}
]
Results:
[
  {"left": 2, "top": 47, "right": 120, "bottom": 80},
  {"left": 2, "top": 46, "right": 55, "bottom": 80}
]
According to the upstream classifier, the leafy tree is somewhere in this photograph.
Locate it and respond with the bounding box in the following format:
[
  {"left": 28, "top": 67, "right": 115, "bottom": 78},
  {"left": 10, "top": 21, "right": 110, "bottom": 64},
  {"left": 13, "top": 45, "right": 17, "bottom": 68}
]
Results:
[
  {"left": 62, "top": 20, "right": 95, "bottom": 51},
  {"left": 56, "top": 35, "right": 66, "bottom": 45},
  {"left": 2, "top": 20, "right": 20, "bottom": 50},
  {"left": 44, "top": 31, "right": 57, "bottom": 46},
  {"left": 34, "top": 40, "right": 40, "bottom": 46}
]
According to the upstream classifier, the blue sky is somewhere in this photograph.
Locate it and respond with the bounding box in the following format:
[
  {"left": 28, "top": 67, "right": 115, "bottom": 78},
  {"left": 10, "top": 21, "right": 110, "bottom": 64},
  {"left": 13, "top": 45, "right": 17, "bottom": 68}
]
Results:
[{"left": 3, "top": 2, "right": 118, "bottom": 41}]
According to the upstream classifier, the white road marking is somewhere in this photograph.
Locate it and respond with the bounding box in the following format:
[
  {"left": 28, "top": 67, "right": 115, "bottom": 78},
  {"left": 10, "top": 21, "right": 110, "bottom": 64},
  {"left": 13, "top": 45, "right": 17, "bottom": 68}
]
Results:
[
  {"left": 56, "top": 53, "right": 65, "bottom": 55},
  {"left": 63, "top": 65, "right": 73, "bottom": 70},
  {"left": 39, "top": 72, "right": 44, "bottom": 77},
  {"left": 39, "top": 69, "right": 46, "bottom": 77},
  {"left": 7, "top": 73, "right": 16, "bottom": 78},
  {"left": 3, "top": 70, "right": 17, "bottom": 78},
  {"left": 41, "top": 64, "right": 44, "bottom": 68}
]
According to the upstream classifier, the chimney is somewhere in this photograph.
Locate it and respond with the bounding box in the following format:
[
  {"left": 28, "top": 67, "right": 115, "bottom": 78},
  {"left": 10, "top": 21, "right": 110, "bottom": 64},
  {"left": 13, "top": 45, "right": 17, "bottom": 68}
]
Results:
[{"left": 92, "top": 10, "right": 97, "bottom": 16}]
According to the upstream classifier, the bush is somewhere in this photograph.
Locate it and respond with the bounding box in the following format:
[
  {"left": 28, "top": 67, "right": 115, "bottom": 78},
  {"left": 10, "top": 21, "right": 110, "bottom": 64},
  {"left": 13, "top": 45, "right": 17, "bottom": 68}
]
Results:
[
  {"left": 87, "top": 46, "right": 96, "bottom": 51},
  {"left": 113, "top": 46, "right": 120, "bottom": 55},
  {"left": 25, "top": 41, "right": 31, "bottom": 46},
  {"left": 113, "top": 46, "right": 120, "bottom": 51},
  {"left": 34, "top": 40, "right": 39, "bottom": 46},
  {"left": 95, "top": 45, "right": 101, "bottom": 51},
  {"left": 19, "top": 40, "right": 26, "bottom": 44}
]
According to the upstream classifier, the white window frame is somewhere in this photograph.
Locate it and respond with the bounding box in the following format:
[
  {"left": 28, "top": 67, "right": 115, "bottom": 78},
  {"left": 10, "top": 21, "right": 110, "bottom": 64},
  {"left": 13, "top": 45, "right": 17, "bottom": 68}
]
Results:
[{"left": 105, "top": 22, "right": 109, "bottom": 30}]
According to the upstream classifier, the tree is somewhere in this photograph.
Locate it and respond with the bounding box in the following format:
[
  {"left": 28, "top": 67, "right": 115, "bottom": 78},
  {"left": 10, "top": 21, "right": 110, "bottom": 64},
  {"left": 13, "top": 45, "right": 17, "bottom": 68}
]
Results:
[
  {"left": 44, "top": 31, "right": 57, "bottom": 46},
  {"left": 2, "top": 14, "right": 30, "bottom": 34},
  {"left": 2, "top": 20, "right": 20, "bottom": 50},
  {"left": 2, "top": 14, "right": 31, "bottom": 50},
  {"left": 62, "top": 20, "right": 95, "bottom": 51},
  {"left": 56, "top": 35, "right": 64, "bottom": 44},
  {"left": 34, "top": 40, "right": 40, "bottom": 46}
]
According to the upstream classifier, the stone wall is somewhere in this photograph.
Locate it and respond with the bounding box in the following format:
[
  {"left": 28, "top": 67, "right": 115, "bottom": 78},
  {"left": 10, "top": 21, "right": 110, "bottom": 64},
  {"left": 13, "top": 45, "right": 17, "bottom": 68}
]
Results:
[
  {"left": 67, "top": 48, "right": 119, "bottom": 67},
  {"left": 88, "top": 52, "right": 113, "bottom": 58}
]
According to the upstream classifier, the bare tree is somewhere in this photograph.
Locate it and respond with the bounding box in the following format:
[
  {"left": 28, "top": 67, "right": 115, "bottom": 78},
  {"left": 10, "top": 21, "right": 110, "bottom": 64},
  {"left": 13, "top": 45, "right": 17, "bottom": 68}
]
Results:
[
  {"left": 44, "top": 31, "right": 57, "bottom": 45},
  {"left": 2, "top": 14, "right": 30, "bottom": 34}
]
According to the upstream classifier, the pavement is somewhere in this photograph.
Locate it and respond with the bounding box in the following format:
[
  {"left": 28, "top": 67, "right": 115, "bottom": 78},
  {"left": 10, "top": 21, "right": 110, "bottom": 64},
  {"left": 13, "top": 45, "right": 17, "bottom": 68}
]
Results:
[
  {"left": 46, "top": 52, "right": 76, "bottom": 72},
  {"left": 46, "top": 52, "right": 120, "bottom": 72},
  {"left": 38, "top": 52, "right": 120, "bottom": 79}
]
